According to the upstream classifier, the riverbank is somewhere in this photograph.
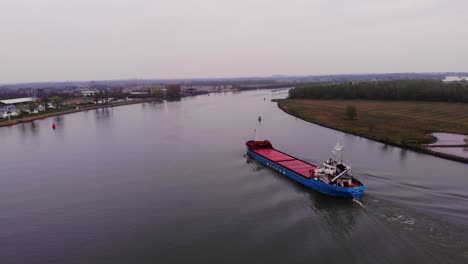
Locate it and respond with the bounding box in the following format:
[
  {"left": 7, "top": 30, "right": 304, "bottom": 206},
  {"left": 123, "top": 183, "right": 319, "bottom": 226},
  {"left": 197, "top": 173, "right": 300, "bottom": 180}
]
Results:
[
  {"left": 276, "top": 99, "right": 468, "bottom": 164},
  {"left": 0, "top": 98, "right": 162, "bottom": 128}
]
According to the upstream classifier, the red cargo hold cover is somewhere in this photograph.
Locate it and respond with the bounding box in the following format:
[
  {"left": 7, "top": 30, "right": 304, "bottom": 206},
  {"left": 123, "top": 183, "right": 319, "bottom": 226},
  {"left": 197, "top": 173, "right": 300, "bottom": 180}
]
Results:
[
  {"left": 253, "top": 149, "right": 316, "bottom": 179},
  {"left": 278, "top": 160, "right": 316, "bottom": 178},
  {"left": 254, "top": 149, "right": 294, "bottom": 162}
]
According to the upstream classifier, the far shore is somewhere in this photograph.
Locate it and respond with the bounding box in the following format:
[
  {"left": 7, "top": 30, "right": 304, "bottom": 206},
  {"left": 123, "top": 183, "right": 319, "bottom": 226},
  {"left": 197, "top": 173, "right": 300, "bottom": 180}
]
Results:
[
  {"left": 0, "top": 98, "right": 162, "bottom": 128},
  {"left": 274, "top": 99, "right": 468, "bottom": 164}
]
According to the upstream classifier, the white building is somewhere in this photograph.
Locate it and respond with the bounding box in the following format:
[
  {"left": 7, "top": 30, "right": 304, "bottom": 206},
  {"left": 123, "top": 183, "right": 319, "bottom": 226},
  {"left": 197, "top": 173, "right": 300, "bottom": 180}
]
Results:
[
  {"left": 0, "top": 97, "right": 37, "bottom": 116},
  {"left": 79, "top": 89, "right": 99, "bottom": 96},
  {"left": 130, "top": 90, "right": 150, "bottom": 95},
  {"left": 442, "top": 76, "right": 468, "bottom": 83}
]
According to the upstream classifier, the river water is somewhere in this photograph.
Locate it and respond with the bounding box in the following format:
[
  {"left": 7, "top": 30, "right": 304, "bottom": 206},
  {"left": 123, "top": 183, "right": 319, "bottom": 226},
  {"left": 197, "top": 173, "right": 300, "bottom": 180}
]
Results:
[
  {"left": 1, "top": 90, "right": 467, "bottom": 263},
  {"left": 429, "top": 133, "right": 468, "bottom": 159}
]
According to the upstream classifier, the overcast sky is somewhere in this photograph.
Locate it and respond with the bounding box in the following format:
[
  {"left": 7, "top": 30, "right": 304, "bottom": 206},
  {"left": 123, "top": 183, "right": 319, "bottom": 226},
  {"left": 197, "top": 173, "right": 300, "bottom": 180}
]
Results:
[{"left": 1, "top": 0, "right": 467, "bottom": 83}]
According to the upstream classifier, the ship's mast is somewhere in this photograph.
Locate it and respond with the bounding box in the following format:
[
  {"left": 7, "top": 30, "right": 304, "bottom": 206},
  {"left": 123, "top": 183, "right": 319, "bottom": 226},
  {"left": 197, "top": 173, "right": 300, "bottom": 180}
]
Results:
[{"left": 332, "top": 138, "right": 344, "bottom": 161}]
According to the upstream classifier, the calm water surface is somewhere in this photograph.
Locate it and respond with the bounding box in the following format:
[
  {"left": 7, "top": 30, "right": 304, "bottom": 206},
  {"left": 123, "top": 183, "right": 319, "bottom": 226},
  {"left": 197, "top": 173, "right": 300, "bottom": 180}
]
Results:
[{"left": 1, "top": 90, "right": 468, "bottom": 263}]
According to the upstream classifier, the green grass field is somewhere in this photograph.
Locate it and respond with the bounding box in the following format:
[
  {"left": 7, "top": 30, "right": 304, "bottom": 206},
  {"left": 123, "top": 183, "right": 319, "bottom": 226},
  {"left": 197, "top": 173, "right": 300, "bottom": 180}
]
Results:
[{"left": 277, "top": 99, "right": 468, "bottom": 146}]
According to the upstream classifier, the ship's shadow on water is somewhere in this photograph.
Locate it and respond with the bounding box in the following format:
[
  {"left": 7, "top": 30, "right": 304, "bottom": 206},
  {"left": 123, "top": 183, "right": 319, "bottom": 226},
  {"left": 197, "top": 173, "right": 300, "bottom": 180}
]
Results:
[
  {"left": 245, "top": 153, "right": 362, "bottom": 238},
  {"left": 244, "top": 153, "right": 468, "bottom": 262},
  {"left": 294, "top": 182, "right": 362, "bottom": 238}
]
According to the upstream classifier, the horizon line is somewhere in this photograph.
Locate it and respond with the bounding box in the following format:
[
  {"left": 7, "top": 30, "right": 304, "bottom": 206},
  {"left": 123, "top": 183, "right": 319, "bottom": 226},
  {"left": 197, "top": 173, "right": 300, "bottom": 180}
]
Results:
[{"left": 1, "top": 71, "right": 468, "bottom": 86}]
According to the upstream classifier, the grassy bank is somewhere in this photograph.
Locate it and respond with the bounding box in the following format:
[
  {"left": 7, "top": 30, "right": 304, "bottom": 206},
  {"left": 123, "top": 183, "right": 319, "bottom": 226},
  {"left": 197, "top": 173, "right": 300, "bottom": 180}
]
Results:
[
  {"left": 0, "top": 98, "right": 162, "bottom": 128},
  {"left": 276, "top": 99, "right": 468, "bottom": 163}
]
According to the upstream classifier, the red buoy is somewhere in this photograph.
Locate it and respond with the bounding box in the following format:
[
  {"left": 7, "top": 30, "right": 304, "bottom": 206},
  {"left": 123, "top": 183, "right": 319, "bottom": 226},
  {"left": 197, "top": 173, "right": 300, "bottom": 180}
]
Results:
[{"left": 52, "top": 123, "right": 56, "bottom": 130}]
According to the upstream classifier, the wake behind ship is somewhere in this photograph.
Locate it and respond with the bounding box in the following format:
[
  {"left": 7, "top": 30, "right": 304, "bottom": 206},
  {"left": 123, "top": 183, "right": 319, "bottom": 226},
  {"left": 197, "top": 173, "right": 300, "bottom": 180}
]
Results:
[{"left": 246, "top": 140, "right": 365, "bottom": 198}]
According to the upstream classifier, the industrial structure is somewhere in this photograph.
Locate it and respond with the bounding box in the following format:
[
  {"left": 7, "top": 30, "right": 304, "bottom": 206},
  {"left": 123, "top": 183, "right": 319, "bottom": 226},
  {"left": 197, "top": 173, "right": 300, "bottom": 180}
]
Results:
[{"left": 0, "top": 97, "right": 37, "bottom": 117}]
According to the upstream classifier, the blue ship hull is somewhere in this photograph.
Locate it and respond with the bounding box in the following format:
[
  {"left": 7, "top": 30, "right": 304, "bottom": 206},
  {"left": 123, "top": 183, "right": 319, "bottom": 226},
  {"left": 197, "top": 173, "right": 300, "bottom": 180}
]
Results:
[{"left": 247, "top": 150, "right": 365, "bottom": 199}]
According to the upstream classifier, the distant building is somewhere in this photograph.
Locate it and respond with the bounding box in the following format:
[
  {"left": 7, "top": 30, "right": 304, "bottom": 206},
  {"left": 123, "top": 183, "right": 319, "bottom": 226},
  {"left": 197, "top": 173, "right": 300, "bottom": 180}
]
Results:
[
  {"left": 184, "top": 88, "right": 209, "bottom": 96},
  {"left": 130, "top": 90, "right": 150, "bottom": 95},
  {"left": 37, "top": 105, "right": 46, "bottom": 112},
  {"left": 0, "top": 97, "right": 36, "bottom": 114},
  {"left": 185, "top": 88, "right": 196, "bottom": 95},
  {"left": 79, "top": 89, "right": 99, "bottom": 96},
  {"left": 443, "top": 76, "right": 468, "bottom": 83}
]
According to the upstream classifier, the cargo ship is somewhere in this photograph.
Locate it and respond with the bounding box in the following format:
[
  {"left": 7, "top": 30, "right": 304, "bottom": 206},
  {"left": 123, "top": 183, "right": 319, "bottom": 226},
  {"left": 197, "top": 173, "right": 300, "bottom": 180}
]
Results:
[{"left": 246, "top": 140, "right": 365, "bottom": 198}]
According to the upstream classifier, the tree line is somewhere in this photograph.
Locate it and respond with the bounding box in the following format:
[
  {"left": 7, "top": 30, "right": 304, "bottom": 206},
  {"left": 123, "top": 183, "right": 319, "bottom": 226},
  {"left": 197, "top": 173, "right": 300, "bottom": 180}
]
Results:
[{"left": 288, "top": 80, "right": 468, "bottom": 103}]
